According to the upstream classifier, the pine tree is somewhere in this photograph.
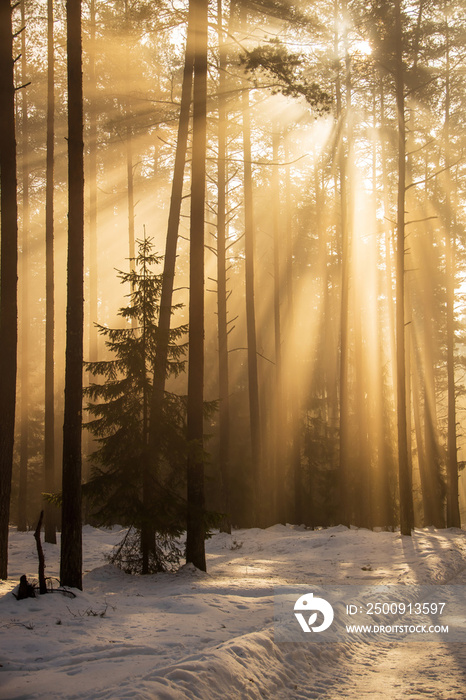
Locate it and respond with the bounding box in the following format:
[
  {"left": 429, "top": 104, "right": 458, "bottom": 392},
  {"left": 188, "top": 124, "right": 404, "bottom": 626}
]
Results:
[{"left": 84, "top": 237, "right": 188, "bottom": 574}]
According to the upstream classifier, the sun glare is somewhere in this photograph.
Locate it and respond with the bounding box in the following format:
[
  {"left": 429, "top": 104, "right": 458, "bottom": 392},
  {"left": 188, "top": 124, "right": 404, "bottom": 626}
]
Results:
[{"left": 353, "top": 40, "right": 372, "bottom": 56}]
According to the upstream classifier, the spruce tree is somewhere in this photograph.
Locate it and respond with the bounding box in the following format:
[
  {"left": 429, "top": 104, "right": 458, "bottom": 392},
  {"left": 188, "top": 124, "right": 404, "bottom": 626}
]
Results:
[{"left": 84, "top": 237, "right": 188, "bottom": 573}]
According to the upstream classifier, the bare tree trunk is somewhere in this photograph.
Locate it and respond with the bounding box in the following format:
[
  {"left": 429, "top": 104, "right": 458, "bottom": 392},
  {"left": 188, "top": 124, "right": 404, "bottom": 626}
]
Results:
[
  {"left": 242, "top": 74, "right": 262, "bottom": 527},
  {"left": 186, "top": 0, "right": 208, "bottom": 572},
  {"left": 394, "top": 0, "right": 414, "bottom": 535},
  {"left": 44, "top": 0, "right": 57, "bottom": 544},
  {"left": 445, "top": 220, "right": 460, "bottom": 526},
  {"left": 335, "top": 0, "right": 351, "bottom": 527},
  {"left": 18, "top": 0, "right": 30, "bottom": 532},
  {"left": 378, "top": 73, "right": 398, "bottom": 420},
  {"left": 411, "top": 314, "right": 443, "bottom": 527},
  {"left": 444, "top": 10, "right": 461, "bottom": 528},
  {"left": 0, "top": 0, "right": 19, "bottom": 580},
  {"left": 140, "top": 245, "right": 151, "bottom": 574},
  {"left": 354, "top": 309, "right": 372, "bottom": 529},
  {"left": 126, "top": 126, "right": 135, "bottom": 266},
  {"left": 216, "top": 0, "right": 231, "bottom": 533},
  {"left": 372, "top": 79, "right": 393, "bottom": 529},
  {"left": 60, "top": 0, "right": 84, "bottom": 590},
  {"left": 411, "top": 334, "right": 428, "bottom": 523},
  {"left": 124, "top": 0, "right": 135, "bottom": 274},
  {"left": 88, "top": 0, "right": 98, "bottom": 362},
  {"left": 284, "top": 134, "right": 302, "bottom": 525},
  {"left": 272, "top": 127, "right": 284, "bottom": 524},
  {"left": 379, "top": 73, "right": 398, "bottom": 530},
  {"left": 148, "top": 4, "right": 193, "bottom": 496},
  {"left": 81, "top": 0, "right": 98, "bottom": 498},
  {"left": 422, "top": 279, "right": 445, "bottom": 527}
]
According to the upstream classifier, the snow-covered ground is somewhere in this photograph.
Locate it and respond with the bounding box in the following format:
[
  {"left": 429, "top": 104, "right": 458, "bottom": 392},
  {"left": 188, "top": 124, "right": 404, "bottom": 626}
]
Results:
[{"left": 1, "top": 524, "right": 466, "bottom": 699}]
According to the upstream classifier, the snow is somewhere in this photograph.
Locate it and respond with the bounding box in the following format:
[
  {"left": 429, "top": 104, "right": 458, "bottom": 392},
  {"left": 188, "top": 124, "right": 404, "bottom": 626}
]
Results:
[{"left": 1, "top": 524, "right": 466, "bottom": 699}]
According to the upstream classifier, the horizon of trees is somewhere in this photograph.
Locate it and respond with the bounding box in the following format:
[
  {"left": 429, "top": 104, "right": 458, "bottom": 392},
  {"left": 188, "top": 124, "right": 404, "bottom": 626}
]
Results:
[{"left": 1, "top": 0, "right": 466, "bottom": 582}]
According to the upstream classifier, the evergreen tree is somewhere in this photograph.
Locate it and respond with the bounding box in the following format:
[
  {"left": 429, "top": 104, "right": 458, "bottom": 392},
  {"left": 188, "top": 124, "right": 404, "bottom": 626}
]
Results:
[{"left": 84, "top": 237, "right": 188, "bottom": 574}]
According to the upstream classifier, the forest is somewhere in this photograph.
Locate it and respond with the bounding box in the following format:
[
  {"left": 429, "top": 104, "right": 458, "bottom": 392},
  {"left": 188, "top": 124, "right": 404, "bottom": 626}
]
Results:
[{"left": 0, "top": 0, "right": 465, "bottom": 588}]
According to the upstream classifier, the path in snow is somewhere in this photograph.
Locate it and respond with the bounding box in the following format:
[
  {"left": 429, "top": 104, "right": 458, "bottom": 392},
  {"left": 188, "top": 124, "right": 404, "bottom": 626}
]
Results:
[
  {"left": 288, "top": 546, "right": 466, "bottom": 700},
  {"left": 325, "top": 642, "right": 466, "bottom": 700}
]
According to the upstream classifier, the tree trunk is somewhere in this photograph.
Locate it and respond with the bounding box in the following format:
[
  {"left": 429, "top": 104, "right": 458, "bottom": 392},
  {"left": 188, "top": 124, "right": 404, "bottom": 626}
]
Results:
[
  {"left": 124, "top": 0, "right": 135, "bottom": 280},
  {"left": 422, "top": 283, "right": 445, "bottom": 527},
  {"left": 242, "top": 66, "right": 262, "bottom": 528},
  {"left": 394, "top": 0, "right": 414, "bottom": 535},
  {"left": 185, "top": 0, "right": 207, "bottom": 572},
  {"left": 44, "top": 0, "right": 57, "bottom": 544},
  {"left": 444, "top": 10, "right": 460, "bottom": 528},
  {"left": 18, "top": 0, "right": 30, "bottom": 532},
  {"left": 216, "top": 0, "right": 231, "bottom": 534},
  {"left": 284, "top": 135, "right": 302, "bottom": 525},
  {"left": 445, "top": 221, "right": 460, "bottom": 526},
  {"left": 81, "top": 0, "right": 98, "bottom": 494},
  {"left": 0, "top": 0, "right": 19, "bottom": 580},
  {"left": 354, "top": 309, "right": 372, "bottom": 529},
  {"left": 411, "top": 323, "right": 442, "bottom": 527},
  {"left": 148, "top": 4, "right": 193, "bottom": 498},
  {"left": 272, "top": 127, "right": 284, "bottom": 524},
  {"left": 336, "top": 0, "right": 351, "bottom": 527},
  {"left": 141, "top": 244, "right": 151, "bottom": 574},
  {"left": 60, "top": 0, "right": 84, "bottom": 590},
  {"left": 411, "top": 335, "right": 428, "bottom": 524},
  {"left": 126, "top": 130, "right": 135, "bottom": 263},
  {"left": 34, "top": 511, "right": 47, "bottom": 595},
  {"left": 372, "top": 79, "right": 393, "bottom": 529},
  {"left": 88, "top": 0, "right": 98, "bottom": 362}
]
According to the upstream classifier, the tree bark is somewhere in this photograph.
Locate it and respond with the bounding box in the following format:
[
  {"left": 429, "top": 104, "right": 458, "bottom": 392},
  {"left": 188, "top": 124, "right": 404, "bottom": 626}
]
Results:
[
  {"left": 284, "top": 135, "right": 302, "bottom": 525},
  {"left": 0, "top": 0, "right": 19, "bottom": 580},
  {"left": 18, "top": 0, "right": 30, "bottom": 532},
  {"left": 34, "top": 511, "right": 47, "bottom": 594},
  {"left": 335, "top": 0, "right": 350, "bottom": 527},
  {"left": 124, "top": 0, "right": 135, "bottom": 277},
  {"left": 186, "top": 0, "right": 208, "bottom": 572},
  {"left": 88, "top": 0, "right": 98, "bottom": 362},
  {"left": 242, "top": 67, "right": 262, "bottom": 528},
  {"left": 147, "top": 6, "right": 194, "bottom": 567},
  {"left": 44, "top": 0, "right": 57, "bottom": 544},
  {"left": 422, "top": 279, "right": 445, "bottom": 527},
  {"left": 444, "top": 10, "right": 460, "bottom": 527},
  {"left": 411, "top": 334, "right": 427, "bottom": 523},
  {"left": 141, "top": 245, "right": 151, "bottom": 574},
  {"left": 148, "top": 5, "right": 194, "bottom": 458},
  {"left": 394, "top": 0, "right": 414, "bottom": 535},
  {"left": 272, "top": 127, "right": 284, "bottom": 524},
  {"left": 60, "top": 0, "right": 84, "bottom": 590},
  {"left": 216, "top": 0, "right": 231, "bottom": 533}
]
